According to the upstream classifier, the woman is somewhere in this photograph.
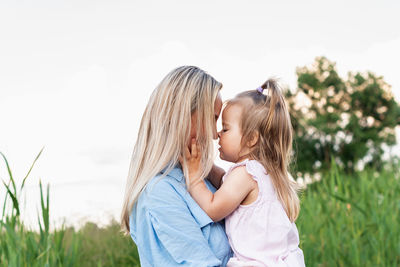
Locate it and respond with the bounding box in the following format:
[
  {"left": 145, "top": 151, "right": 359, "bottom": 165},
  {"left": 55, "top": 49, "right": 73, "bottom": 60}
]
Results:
[{"left": 121, "top": 66, "right": 232, "bottom": 266}]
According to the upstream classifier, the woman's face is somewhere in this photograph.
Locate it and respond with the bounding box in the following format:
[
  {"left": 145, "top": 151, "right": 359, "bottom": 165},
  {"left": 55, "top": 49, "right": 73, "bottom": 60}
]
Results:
[{"left": 189, "top": 92, "right": 223, "bottom": 143}]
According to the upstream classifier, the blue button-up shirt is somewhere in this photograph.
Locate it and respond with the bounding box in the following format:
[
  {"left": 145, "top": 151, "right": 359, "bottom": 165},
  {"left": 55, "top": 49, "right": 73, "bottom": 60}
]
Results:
[{"left": 130, "top": 166, "right": 232, "bottom": 266}]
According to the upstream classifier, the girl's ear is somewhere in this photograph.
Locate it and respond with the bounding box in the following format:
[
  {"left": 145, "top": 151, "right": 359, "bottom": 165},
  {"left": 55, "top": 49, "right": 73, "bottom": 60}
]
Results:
[{"left": 247, "top": 131, "right": 259, "bottom": 147}]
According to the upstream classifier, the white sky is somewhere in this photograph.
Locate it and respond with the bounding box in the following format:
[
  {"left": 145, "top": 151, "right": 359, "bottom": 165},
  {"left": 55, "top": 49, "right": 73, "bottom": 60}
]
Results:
[{"left": 1, "top": 0, "right": 399, "bottom": 228}]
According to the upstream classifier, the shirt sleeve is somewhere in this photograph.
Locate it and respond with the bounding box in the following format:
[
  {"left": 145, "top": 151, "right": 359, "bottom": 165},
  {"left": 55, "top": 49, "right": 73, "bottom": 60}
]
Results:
[{"left": 146, "top": 182, "right": 222, "bottom": 267}]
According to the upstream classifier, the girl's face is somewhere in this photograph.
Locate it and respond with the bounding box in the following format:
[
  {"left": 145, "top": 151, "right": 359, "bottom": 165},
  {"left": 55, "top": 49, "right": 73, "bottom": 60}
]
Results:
[{"left": 218, "top": 104, "right": 248, "bottom": 163}]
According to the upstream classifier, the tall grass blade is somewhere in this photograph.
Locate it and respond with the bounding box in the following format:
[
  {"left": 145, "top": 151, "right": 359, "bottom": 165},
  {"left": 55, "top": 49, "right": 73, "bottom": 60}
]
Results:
[
  {"left": 21, "top": 147, "right": 44, "bottom": 190},
  {"left": 39, "top": 180, "right": 50, "bottom": 234},
  {"left": 1, "top": 151, "right": 18, "bottom": 219},
  {"left": 2, "top": 179, "right": 20, "bottom": 217},
  {"left": 0, "top": 151, "right": 16, "bottom": 194}
]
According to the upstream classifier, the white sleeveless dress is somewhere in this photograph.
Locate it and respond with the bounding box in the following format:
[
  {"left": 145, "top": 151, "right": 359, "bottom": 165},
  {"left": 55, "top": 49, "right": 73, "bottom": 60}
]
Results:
[{"left": 222, "top": 159, "right": 305, "bottom": 267}]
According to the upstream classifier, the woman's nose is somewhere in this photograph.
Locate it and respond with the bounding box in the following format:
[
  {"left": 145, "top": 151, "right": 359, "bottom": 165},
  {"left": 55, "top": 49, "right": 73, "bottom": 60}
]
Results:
[{"left": 213, "top": 128, "right": 218, "bottom": 140}]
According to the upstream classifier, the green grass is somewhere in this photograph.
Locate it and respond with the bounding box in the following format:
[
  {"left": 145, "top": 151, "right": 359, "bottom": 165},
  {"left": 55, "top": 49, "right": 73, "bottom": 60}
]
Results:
[
  {"left": 297, "top": 163, "right": 400, "bottom": 266},
  {"left": 1, "top": 150, "right": 399, "bottom": 266},
  {"left": 1, "top": 149, "right": 81, "bottom": 266},
  {"left": 77, "top": 221, "right": 140, "bottom": 267},
  {"left": 0, "top": 150, "right": 139, "bottom": 266}
]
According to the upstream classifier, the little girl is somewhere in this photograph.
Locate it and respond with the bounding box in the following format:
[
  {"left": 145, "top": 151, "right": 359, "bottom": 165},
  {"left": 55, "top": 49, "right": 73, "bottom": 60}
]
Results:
[{"left": 182, "top": 79, "right": 305, "bottom": 266}]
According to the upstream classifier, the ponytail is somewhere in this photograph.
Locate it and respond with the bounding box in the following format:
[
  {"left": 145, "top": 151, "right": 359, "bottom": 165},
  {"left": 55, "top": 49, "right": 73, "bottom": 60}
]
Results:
[
  {"left": 228, "top": 79, "right": 300, "bottom": 222},
  {"left": 260, "top": 79, "right": 299, "bottom": 222},
  {"left": 260, "top": 79, "right": 286, "bottom": 134}
]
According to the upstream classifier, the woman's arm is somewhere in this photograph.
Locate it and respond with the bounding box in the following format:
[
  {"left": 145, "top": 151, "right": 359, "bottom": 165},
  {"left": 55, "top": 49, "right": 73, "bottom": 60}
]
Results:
[
  {"left": 142, "top": 177, "right": 224, "bottom": 266},
  {"left": 206, "top": 164, "right": 225, "bottom": 189}
]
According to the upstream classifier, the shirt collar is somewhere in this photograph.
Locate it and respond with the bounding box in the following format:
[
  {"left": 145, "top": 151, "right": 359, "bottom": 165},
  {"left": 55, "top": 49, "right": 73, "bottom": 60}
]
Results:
[{"left": 160, "top": 163, "right": 184, "bottom": 182}]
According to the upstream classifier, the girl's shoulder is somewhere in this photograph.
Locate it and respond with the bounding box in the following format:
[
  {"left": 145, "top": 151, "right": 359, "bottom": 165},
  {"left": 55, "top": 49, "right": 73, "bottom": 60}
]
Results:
[
  {"left": 223, "top": 159, "right": 267, "bottom": 182},
  {"left": 223, "top": 160, "right": 277, "bottom": 200}
]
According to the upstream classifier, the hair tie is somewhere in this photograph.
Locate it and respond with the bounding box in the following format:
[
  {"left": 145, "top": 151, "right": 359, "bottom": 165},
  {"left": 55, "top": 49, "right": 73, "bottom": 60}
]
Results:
[{"left": 256, "top": 86, "right": 264, "bottom": 93}]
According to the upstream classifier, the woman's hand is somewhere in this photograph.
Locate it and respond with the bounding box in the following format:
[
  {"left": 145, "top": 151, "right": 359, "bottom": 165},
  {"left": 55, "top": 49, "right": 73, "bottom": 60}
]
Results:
[{"left": 180, "top": 138, "right": 203, "bottom": 187}]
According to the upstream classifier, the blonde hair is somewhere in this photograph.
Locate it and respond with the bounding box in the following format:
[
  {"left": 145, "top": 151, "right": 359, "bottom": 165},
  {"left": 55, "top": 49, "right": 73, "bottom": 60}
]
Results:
[
  {"left": 227, "top": 79, "right": 300, "bottom": 222},
  {"left": 121, "top": 66, "right": 222, "bottom": 233}
]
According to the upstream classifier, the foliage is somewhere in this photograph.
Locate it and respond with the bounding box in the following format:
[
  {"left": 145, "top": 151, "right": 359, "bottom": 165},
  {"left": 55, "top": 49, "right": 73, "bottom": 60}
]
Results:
[
  {"left": 286, "top": 57, "right": 400, "bottom": 175},
  {"left": 77, "top": 221, "right": 140, "bottom": 267},
  {"left": 0, "top": 149, "right": 81, "bottom": 266},
  {"left": 297, "top": 161, "right": 400, "bottom": 266},
  {"left": 0, "top": 150, "right": 140, "bottom": 267},
  {"left": 2, "top": 150, "right": 400, "bottom": 266}
]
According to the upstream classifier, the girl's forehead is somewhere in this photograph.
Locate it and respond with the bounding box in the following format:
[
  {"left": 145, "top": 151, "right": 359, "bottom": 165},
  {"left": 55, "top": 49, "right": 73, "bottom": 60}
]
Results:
[{"left": 222, "top": 103, "right": 243, "bottom": 121}]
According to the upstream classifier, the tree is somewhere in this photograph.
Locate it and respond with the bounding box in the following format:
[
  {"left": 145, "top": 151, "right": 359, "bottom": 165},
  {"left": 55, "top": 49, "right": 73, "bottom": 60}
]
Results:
[{"left": 286, "top": 57, "right": 400, "bottom": 175}]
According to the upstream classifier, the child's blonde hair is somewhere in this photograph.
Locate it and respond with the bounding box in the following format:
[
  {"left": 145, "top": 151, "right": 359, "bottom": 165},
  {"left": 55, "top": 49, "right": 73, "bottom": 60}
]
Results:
[
  {"left": 121, "top": 66, "right": 222, "bottom": 233},
  {"left": 227, "top": 79, "right": 300, "bottom": 222}
]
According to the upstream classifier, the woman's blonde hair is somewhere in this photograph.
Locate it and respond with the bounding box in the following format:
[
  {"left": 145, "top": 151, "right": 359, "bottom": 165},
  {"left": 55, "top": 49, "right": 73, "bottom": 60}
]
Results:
[
  {"left": 227, "top": 79, "right": 300, "bottom": 222},
  {"left": 121, "top": 66, "right": 222, "bottom": 233}
]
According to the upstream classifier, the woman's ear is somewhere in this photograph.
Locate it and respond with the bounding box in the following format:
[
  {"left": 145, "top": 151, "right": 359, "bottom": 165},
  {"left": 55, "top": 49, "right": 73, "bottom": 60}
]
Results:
[{"left": 247, "top": 131, "right": 259, "bottom": 147}]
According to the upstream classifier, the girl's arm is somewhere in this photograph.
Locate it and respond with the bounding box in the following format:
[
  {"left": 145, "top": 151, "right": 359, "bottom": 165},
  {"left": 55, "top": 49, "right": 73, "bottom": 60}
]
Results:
[
  {"left": 190, "top": 167, "right": 255, "bottom": 221},
  {"left": 183, "top": 139, "right": 256, "bottom": 222}
]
